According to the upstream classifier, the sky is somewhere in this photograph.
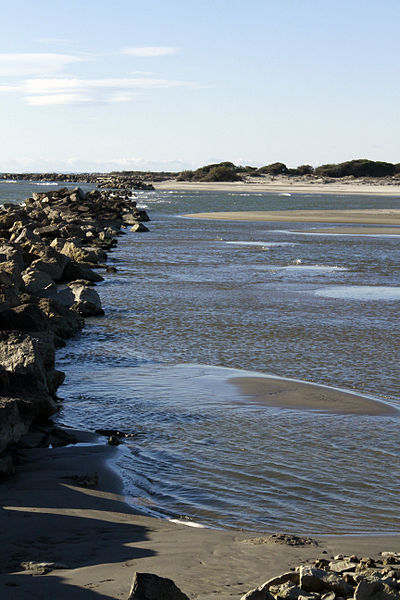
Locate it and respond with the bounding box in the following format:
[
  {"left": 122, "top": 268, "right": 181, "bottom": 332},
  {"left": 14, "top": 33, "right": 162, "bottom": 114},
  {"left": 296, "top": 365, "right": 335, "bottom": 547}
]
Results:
[{"left": 0, "top": 0, "right": 399, "bottom": 172}]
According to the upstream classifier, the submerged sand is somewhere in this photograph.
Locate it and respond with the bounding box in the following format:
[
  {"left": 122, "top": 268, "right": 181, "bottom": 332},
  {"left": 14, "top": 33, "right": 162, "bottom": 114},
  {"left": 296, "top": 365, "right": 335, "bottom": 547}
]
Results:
[
  {"left": 1, "top": 423, "right": 400, "bottom": 599},
  {"left": 230, "top": 376, "right": 397, "bottom": 415},
  {"left": 183, "top": 209, "right": 400, "bottom": 225}
]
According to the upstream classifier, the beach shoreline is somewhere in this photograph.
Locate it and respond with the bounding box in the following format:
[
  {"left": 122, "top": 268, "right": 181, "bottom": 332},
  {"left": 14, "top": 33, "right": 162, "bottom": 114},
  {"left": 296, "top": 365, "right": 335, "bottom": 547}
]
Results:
[{"left": 1, "top": 429, "right": 400, "bottom": 599}]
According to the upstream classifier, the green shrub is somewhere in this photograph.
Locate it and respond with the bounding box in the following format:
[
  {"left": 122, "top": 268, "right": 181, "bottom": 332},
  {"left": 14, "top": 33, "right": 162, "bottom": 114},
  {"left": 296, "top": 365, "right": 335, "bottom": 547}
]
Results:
[
  {"left": 257, "top": 162, "right": 288, "bottom": 175},
  {"left": 315, "top": 159, "right": 396, "bottom": 178}
]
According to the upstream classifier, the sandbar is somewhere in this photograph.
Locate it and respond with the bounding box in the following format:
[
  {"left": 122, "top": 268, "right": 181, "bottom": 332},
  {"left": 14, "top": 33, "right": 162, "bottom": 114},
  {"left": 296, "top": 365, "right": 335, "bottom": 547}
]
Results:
[
  {"left": 183, "top": 209, "right": 400, "bottom": 225},
  {"left": 156, "top": 180, "right": 400, "bottom": 197},
  {"left": 1, "top": 429, "right": 400, "bottom": 599},
  {"left": 302, "top": 226, "right": 400, "bottom": 235},
  {"left": 230, "top": 376, "right": 397, "bottom": 415}
]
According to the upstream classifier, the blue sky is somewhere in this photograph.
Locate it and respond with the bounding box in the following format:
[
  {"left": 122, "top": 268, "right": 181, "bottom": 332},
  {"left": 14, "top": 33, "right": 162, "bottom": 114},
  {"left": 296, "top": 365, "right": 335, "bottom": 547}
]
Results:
[{"left": 0, "top": 0, "right": 399, "bottom": 172}]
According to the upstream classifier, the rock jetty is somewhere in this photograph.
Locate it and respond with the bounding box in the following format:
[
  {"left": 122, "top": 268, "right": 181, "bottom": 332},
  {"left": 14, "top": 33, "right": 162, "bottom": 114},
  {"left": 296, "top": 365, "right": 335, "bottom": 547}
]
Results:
[
  {"left": 0, "top": 185, "right": 150, "bottom": 475},
  {"left": 0, "top": 172, "right": 155, "bottom": 190}
]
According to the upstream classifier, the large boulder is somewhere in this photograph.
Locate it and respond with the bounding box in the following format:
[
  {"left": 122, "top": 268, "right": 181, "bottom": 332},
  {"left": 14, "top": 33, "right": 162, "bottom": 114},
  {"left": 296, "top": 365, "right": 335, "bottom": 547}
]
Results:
[
  {"left": 51, "top": 238, "right": 107, "bottom": 264},
  {"left": 22, "top": 267, "right": 56, "bottom": 296},
  {"left": 30, "top": 256, "right": 69, "bottom": 282},
  {"left": 299, "top": 566, "right": 353, "bottom": 597},
  {"left": 37, "top": 297, "right": 84, "bottom": 338},
  {"left": 128, "top": 572, "right": 190, "bottom": 600},
  {"left": 61, "top": 260, "right": 103, "bottom": 283},
  {"left": 57, "top": 283, "right": 104, "bottom": 317},
  {"left": 0, "top": 303, "right": 50, "bottom": 332}
]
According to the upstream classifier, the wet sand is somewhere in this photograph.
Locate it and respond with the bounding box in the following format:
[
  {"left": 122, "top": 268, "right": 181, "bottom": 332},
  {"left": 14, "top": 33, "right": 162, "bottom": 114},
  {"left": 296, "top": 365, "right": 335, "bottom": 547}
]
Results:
[
  {"left": 1, "top": 429, "right": 400, "bottom": 599},
  {"left": 183, "top": 209, "right": 400, "bottom": 225},
  {"left": 230, "top": 376, "right": 398, "bottom": 415},
  {"left": 156, "top": 180, "right": 400, "bottom": 197}
]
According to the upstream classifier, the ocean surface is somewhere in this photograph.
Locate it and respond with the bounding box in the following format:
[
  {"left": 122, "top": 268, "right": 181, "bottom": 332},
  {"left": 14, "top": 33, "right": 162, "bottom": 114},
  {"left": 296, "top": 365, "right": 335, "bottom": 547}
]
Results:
[{"left": 2, "top": 181, "right": 400, "bottom": 534}]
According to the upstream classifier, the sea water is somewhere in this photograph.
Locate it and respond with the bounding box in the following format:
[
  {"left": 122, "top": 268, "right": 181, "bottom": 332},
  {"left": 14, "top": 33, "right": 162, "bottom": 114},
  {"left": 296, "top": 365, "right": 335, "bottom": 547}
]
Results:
[{"left": 2, "top": 182, "right": 400, "bottom": 534}]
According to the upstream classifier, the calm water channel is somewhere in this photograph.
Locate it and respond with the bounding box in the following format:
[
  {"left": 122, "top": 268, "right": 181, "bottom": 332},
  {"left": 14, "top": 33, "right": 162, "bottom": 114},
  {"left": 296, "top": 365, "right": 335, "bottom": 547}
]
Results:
[{"left": 2, "top": 181, "right": 400, "bottom": 534}]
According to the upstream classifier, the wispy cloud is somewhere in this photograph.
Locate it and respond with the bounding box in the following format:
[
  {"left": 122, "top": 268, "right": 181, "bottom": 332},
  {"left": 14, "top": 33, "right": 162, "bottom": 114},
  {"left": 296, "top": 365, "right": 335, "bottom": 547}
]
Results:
[
  {"left": 120, "top": 46, "right": 180, "bottom": 57},
  {"left": 0, "top": 53, "right": 87, "bottom": 76},
  {"left": 26, "top": 93, "right": 93, "bottom": 106},
  {"left": 0, "top": 76, "right": 196, "bottom": 105}
]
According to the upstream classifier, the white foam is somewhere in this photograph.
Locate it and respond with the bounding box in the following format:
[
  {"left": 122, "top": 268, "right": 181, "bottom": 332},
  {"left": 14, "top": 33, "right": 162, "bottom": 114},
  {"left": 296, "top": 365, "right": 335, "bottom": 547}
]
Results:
[
  {"left": 225, "top": 241, "right": 297, "bottom": 248},
  {"left": 315, "top": 286, "right": 400, "bottom": 301},
  {"left": 168, "top": 518, "right": 207, "bottom": 528},
  {"left": 279, "top": 192, "right": 291, "bottom": 196},
  {"left": 261, "top": 264, "right": 347, "bottom": 273}
]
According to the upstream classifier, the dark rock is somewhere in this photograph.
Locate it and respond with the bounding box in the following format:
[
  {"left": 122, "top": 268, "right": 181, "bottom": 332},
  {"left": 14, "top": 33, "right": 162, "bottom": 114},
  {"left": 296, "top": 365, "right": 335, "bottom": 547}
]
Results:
[
  {"left": 128, "top": 572, "right": 190, "bottom": 600},
  {"left": 61, "top": 260, "right": 104, "bottom": 283},
  {"left": 131, "top": 223, "right": 150, "bottom": 232}
]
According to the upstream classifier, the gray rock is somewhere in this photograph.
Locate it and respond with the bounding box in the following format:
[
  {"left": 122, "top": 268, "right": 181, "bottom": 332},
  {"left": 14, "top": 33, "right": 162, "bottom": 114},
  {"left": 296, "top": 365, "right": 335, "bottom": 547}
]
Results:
[
  {"left": 241, "top": 590, "right": 274, "bottom": 600},
  {"left": 355, "top": 579, "right": 400, "bottom": 600},
  {"left": 128, "top": 572, "right": 190, "bottom": 600},
  {"left": 329, "top": 560, "right": 358, "bottom": 574},
  {"left": 69, "top": 284, "right": 104, "bottom": 316},
  {"left": 22, "top": 267, "right": 56, "bottom": 296},
  {"left": 131, "top": 222, "right": 150, "bottom": 232},
  {"left": 30, "top": 256, "right": 69, "bottom": 281},
  {"left": 61, "top": 260, "right": 103, "bottom": 283},
  {"left": 300, "top": 566, "right": 353, "bottom": 597}
]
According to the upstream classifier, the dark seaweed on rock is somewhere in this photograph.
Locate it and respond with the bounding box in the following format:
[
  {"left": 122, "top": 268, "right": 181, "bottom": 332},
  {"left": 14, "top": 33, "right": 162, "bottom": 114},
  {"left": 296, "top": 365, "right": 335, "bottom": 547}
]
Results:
[{"left": 0, "top": 186, "right": 150, "bottom": 475}]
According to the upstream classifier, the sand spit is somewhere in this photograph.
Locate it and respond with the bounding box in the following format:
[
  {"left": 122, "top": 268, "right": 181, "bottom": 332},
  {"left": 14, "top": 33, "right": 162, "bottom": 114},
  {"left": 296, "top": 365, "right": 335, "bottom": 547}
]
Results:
[
  {"left": 230, "top": 376, "right": 398, "bottom": 415},
  {"left": 156, "top": 179, "right": 400, "bottom": 197},
  {"left": 183, "top": 209, "right": 400, "bottom": 225}
]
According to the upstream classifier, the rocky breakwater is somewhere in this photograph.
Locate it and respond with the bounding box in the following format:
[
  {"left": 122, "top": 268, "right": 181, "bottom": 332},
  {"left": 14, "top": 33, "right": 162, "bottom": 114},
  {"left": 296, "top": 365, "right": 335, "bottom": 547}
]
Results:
[{"left": 0, "top": 186, "right": 150, "bottom": 476}]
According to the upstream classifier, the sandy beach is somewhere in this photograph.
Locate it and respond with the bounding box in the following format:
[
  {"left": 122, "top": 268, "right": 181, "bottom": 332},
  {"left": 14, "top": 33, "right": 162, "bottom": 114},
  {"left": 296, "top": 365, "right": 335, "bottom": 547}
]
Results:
[
  {"left": 1, "top": 419, "right": 400, "bottom": 599},
  {"left": 156, "top": 179, "right": 400, "bottom": 197}
]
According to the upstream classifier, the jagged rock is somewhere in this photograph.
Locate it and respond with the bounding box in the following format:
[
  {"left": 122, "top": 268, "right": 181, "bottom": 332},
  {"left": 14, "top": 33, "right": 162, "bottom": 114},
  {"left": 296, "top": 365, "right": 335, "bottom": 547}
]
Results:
[
  {"left": 241, "top": 587, "right": 274, "bottom": 600},
  {"left": 22, "top": 267, "right": 56, "bottom": 296},
  {"left": 300, "top": 566, "right": 353, "bottom": 597},
  {"left": 131, "top": 222, "right": 150, "bottom": 232},
  {"left": 20, "top": 561, "right": 68, "bottom": 575},
  {"left": 0, "top": 303, "right": 50, "bottom": 332},
  {"left": 37, "top": 297, "right": 84, "bottom": 338},
  {"left": 10, "top": 226, "right": 42, "bottom": 246},
  {"left": 33, "top": 225, "right": 60, "bottom": 239},
  {"left": 0, "top": 259, "right": 23, "bottom": 290},
  {"left": 329, "top": 560, "right": 358, "bottom": 573},
  {"left": 0, "top": 398, "right": 28, "bottom": 454},
  {"left": 128, "top": 572, "right": 190, "bottom": 600},
  {"left": 0, "top": 244, "right": 25, "bottom": 270},
  {"left": 57, "top": 284, "right": 103, "bottom": 316},
  {"left": 30, "top": 256, "right": 69, "bottom": 281},
  {"left": 61, "top": 260, "right": 103, "bottom": 283},
  {"left": 355, "top": 579, "right": 400, "bottom": 600},
  {"left": 241, "top": 575, "right": 300, "bottom": 600}
]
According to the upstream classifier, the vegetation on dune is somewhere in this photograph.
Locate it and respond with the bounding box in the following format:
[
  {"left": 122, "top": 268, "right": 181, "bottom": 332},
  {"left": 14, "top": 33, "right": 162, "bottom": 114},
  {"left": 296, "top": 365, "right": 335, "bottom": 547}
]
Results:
[
  {"left": 177, "top": 162, "right": 241, "bottom": 182},
  {"left": 314, "top": 159, "right": 397, "bottom": 178},
  {"left": 175, "top": 159, "right": 400, "bottom": 181}
]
